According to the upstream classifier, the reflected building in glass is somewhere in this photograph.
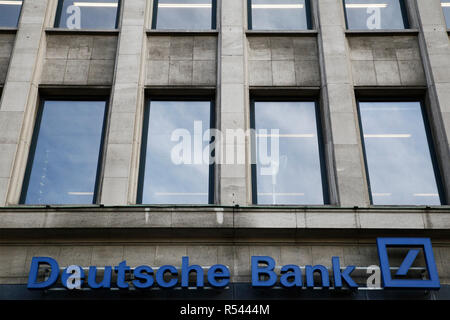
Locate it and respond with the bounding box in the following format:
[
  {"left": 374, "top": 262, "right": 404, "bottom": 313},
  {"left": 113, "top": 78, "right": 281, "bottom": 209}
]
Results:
[{"left": 0, "top": 0, "right": 449, "bottom": 301}]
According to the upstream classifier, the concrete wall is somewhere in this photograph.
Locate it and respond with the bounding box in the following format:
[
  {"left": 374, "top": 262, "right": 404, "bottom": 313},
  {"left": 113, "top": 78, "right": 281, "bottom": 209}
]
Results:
[
  {"left": 0, "top": 34, "right": 15, "bottom": 85},
  {"left": 348, "top": 35, "right": 426, "bottom": 86},
  {"left": 146, "top": 35, "right": 217, "bottom": 86},
  {"left": 247, "top": 36, "right": 320, "bottom": 86},
  {"left": 0, "top": 0, "right": 449, "bottom": 291},
  {"left": 42, "top": 34, "right": 117, "bottom": 85},
  {"left": 0, "top": 241, "right": 449, "bottom": 285}
]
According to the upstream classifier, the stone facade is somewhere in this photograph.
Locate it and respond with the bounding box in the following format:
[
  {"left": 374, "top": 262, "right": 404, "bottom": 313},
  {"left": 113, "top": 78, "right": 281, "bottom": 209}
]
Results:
[{"left": 0, "top": 0, "right": 449, "bottom": 294}]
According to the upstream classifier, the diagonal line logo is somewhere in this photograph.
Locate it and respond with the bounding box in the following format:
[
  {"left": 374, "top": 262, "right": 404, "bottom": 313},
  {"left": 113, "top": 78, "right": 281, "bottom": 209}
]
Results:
[{"left": 376, "top": 238, "right": 440, "bottom": 289}]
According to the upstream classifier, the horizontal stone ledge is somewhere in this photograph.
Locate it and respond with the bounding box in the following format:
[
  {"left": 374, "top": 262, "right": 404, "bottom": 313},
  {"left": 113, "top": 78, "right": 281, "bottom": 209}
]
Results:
[
  {"left": 0, "top": 206, "right": 449, "bottom": 231},
  {"left": 345, "top": 29, "right": 420, "bottom": 37},
  {"left": 146, "top": 29, "right": 219, "bottom": 36},
  {"left": 45, "top": 28, "right": 120, "bottom": 36},
  {"left": 245, "top": 30, "right": 318, "bottom": 37}
]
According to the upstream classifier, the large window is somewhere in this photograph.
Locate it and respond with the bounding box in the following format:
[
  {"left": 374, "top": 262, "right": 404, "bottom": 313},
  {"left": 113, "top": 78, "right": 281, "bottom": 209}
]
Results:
[
  {"left": 21, "top": 99, "right": 107, "bottom": 205},
  {"left": 0, "top": 0, "right": 22, "bottom": 27},
  {"left": 442, "top": 1, "right": 450, "bottom": 28},
  {"left": 248, "top": 0, "right": 311, "bottom": 30},
  {"left": 55, "top": 0, "right": 121, "bottom": 29},
  {"left": 138, "top": 99, "right": 214, "bottom": 205},
  {"left": 358, "top": 101, "right": 444, "bottom": 205},
  {"left": 344, "top": 0, "right": 408, "bottom": 30},
  {"left": 251, "top": 100, "right": 328, "bottom": 205},
  {"left": 152, "top": 0, "right": 216, "bottom": 30}
]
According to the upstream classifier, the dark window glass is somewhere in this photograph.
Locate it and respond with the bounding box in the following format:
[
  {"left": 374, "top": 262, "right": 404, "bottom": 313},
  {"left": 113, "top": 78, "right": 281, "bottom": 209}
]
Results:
[
  {"left": 344, "top": 0, "right": 408, "bottom": 30},
  {"left": 248, "top": 0, "right": 311, "bottom": 30},
  {"left": 21, "top": 100, "right": 107, "bottom": 205},
  {"left": 0, "top": 0, "right": 22, "bottom": 27},
  {"left": 152, "top": 0, "right": 215, "bottom": 30},
  {"left": 359, "top": 101, "right": 443, "bottom": 205},
  {"left": 139, "top": 100, "right": 213, "bottom": 205},
  {"left": 252, "top": 101, "right": 327, "bottom": 205},
  {"left": 442, "top": 1, "right": 450, "bottom": 28},
  {"left": 55, "top": 0, "right": 120, "bottom": 29}
]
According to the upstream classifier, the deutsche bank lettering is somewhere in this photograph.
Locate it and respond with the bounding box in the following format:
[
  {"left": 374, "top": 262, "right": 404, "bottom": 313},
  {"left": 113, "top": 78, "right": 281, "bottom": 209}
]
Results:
[{"left": 27, "top": 238, "right": 440, "bottom": 290}]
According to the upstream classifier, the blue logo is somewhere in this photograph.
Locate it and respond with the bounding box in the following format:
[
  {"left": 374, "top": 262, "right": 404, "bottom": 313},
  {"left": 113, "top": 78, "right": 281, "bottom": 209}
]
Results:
[{"left": 376, "top": 238, "right": 440, "bottom": 289}]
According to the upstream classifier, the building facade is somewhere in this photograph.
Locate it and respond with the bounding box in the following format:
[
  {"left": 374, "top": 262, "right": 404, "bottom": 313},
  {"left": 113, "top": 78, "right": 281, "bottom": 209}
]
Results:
[{"left": 0, "top": 0, "right": 449, "bottom": 300}]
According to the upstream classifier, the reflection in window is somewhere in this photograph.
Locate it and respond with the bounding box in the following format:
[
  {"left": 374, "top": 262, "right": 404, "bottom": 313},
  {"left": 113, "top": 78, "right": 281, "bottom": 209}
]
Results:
[
  {"left": 359, "top": 101, "right": 443, "bottom": 205},
  {"left": 248, "top": 0, "right": 311, "bottom": 30},
  {"left": 252, "top": 101, "right": 327, "bottom": 205},
  {"left": 0, "top": 0, "right": 22, "bottom": 27},
  {"left": 21, "top": 100, "right": 107, "bottom": 205},
  {"left": 152, "top": 0, "right": 216, "bottom": 30},
  {"left": 344, "top": 0, "right": 408, "bottom": 30},
  {"left": 442, "top": 1, "right": 450, "bottom": 28},
  {"left": 139, "top": 100, "right": 213, "bottom": 204},
  {"left": 55, "top": 0, "right": 120, "bottom": 29}
]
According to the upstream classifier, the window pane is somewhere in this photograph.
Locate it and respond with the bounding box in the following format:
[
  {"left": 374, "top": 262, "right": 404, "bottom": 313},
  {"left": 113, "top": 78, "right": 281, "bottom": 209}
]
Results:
[
  {"left": 140, "top": 100, "right": 212, "bottom": 204},
  {"left": 55, "top": 0, "right": 120, "bottom": 29},
  {"left": 21, "top": 100, "right": 106, "bottom": 205},
  {"left": 344, "top": 0, "right": 408, "bottom": 30},
  {"left": 359, "top": 101, "right": 442, "bottom": 205},
  {"left": 249, "top": 0, "right": 310, "bottom": 30},
  {"left": 442, "top": 0, "right": 450, "bottom": 28},
  {"left": 253, "top": 101, "right": 326, "bottom": 205},
  {"left": 0, "top": 0, "right": 22, "bottom": 27},
  {"left": 153, "top": 0, "right": 214, "bottom": 30}
]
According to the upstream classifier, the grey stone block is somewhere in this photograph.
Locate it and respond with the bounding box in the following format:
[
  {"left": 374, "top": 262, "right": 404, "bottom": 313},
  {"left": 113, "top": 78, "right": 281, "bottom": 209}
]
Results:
[{"left": 169, "top": 60, "right": 193, "bottom": 85}]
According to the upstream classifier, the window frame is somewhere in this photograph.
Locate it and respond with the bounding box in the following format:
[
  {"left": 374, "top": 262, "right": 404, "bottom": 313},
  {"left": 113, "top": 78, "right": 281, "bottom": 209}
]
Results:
[
  {"left": 137, "top": 96, "right": 216, "bottom": 205},
  {"left": 151, "top": 0, "right": 217, "bottom": 30},
  {"left": 356, "top": 98, "right": 446, "bottom": 206},
  {"left": 247, "top": 0, "right": 313, "bottom": 31},
  {"left": 54, "top": 0, "right": 122, "bottom": 29},
  {"left": 250, "top": 97, "right": 330, "bottom": 206},
  {"left": 342, "top": 0, "right": 410, "bottom": 30},
  {"left": 20, "top": 96, "right": 110, "bottom": 205}
]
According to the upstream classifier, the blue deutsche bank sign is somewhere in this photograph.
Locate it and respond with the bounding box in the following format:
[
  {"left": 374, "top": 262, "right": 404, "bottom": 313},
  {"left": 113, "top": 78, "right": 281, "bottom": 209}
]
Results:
[
  {"left": 27, "top": 238, "right": 441, "bottom": 290},
  {"left": 377, "top": 238, "right": 440, "bottom": 289}
]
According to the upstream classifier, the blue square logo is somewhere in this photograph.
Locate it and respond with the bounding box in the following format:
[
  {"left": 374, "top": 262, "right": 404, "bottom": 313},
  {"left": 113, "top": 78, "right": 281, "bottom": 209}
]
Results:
[{"left": 376, "top": 238, "right": 440, "bottom": 289}]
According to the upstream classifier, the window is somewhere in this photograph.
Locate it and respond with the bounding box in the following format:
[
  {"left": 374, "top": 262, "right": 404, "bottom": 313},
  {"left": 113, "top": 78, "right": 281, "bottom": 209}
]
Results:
[
  {"left": 20, "top": 99, "right": 107, "bottom": 205},
  {"left": 138, "top": 99, "right": 214, "bottom": 205},
  {"left": 343, "top": 0, "right": 408, "bottom": 30},
  {"left": 358, "top": 101, "right": 444, "bottom": 205},
  {"left": 251, "top": 100, "right": 328, "bottom": 205},
  {"left": 442, "top": 1, "right": 450, "bottom": 28},
  {"left": 248, "top": 0, "right": 311, "bottom": 30},
  {"left": 152, "top": 0, "right": 216, "bottom": 30},
  {"left": 0, "top": 0, "right": 22, "bottom": 27},
  {"left": 55, "top": 0, "right": 121, "bottom": 29}
]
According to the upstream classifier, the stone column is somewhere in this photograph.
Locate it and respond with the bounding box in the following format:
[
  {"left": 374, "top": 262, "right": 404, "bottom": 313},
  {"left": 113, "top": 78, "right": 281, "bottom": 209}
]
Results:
[
  {"left": 317, "top": 0, "right": 370, "bottom": 207},
  {"left": 415, "top": 0, "right": 450, "bottom": 201},
  {"left": 0, "top": 0, "right": 49, "bottom": 205},
  {"left": 218, "top": 0, "right": 249, "bottom": 205},
  {"left": 101, "top": 0, "right": 147, "bottom": 205}
]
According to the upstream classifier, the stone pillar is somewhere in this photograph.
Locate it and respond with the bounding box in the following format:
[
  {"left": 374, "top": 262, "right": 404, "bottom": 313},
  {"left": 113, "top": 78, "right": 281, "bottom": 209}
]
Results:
[
  {"left": 101, "top": 0, "right": 147, "bottom": 205},
  {"left": 317, "top": 0, "right": 370, "bottom": 207},
  {"left": 218, "top": 0, "right": 249, "bottom": 205},
  {"left": 0, "top": 0, "right": 49, "bottom": 205},
  {"left": 415, "top": 0, "right": 450, "bottom": 201}
]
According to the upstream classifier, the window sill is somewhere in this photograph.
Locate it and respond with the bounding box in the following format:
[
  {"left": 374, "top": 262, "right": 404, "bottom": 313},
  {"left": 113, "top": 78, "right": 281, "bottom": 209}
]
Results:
[
  {"left": 245, "top": 29, "right": 318, "bottom": 36},
  {"left": 345, "top": 29, "right": 419, "bottom": 36},
  {"left": 146, "top": 29, "right": 219, "bottom": 36},
  {"left": 45, "top": 28, "right": 119, "bottom": 35},
  {"left": 0, "top": 27, "right": 18, "bottom": 34}
]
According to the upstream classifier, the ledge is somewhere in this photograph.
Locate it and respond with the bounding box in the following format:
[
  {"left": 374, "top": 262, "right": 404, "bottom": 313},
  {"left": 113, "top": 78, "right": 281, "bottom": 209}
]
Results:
[
  {"left": 45, "top": 28, "right": 119, "bottom": 35},
  {"left": 245, "top": 30, "right": 318, "bottom": 36},
  {"left": 0, "top": 27, "right": 17, "bottom": 34},
  {"left": 0, "top": 205, "right": 449, "bottom": 232},
  {"left": 345, "top": 29, "right": 419, "bottom": 36},
  {"left": 146, "top": 29, "right": 219, "bottom": 36}
]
